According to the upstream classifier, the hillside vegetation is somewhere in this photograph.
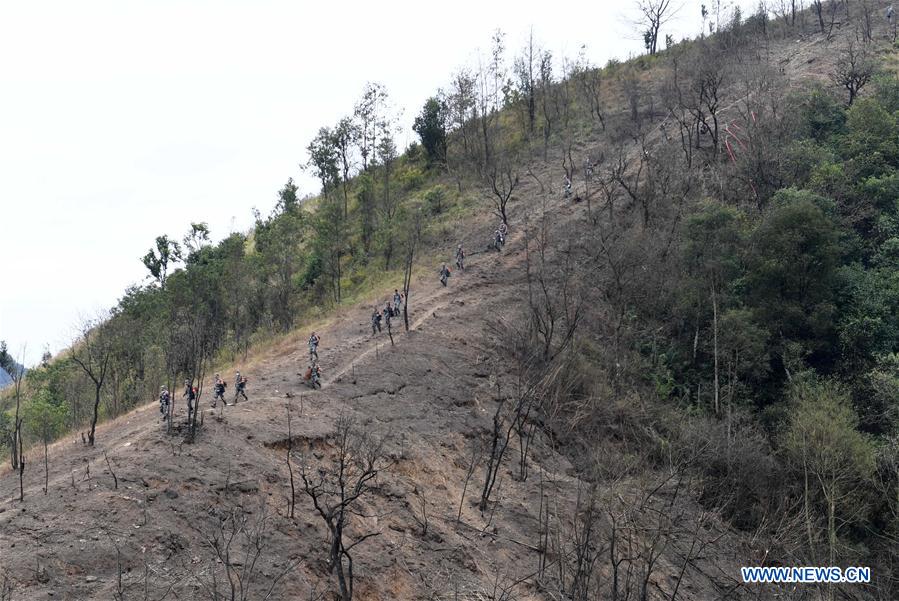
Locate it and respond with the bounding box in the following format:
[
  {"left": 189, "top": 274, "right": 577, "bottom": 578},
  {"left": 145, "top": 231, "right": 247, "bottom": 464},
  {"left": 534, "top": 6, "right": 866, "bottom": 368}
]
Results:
[{"left": 3, "top": 1, "right": 899, "bottom": 599}]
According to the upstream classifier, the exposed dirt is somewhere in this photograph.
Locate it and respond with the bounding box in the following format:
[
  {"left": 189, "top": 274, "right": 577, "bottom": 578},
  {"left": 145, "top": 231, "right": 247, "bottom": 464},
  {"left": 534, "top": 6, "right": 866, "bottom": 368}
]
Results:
[
  {"left": 2, "top": 17, "right": 885, "bottom": 599},
  {"left": 0, "top": 170, "right": 754, "bottom": 601}
]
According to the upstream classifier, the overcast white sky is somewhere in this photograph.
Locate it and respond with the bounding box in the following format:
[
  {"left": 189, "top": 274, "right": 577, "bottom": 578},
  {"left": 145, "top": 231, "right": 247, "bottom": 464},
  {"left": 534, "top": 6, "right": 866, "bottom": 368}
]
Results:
[{"left": 0, "top": 0, "right": 756, "bottom": 366}]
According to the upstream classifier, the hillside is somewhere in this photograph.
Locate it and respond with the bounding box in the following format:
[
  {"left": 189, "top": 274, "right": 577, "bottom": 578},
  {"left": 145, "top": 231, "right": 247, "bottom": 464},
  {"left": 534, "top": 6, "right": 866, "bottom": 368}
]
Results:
[
  {"left": 4, "top": 2, "right": 899, "bottom": 600},
  {"left": 0, "top": 169, "right": 756, "bottom": 600}
]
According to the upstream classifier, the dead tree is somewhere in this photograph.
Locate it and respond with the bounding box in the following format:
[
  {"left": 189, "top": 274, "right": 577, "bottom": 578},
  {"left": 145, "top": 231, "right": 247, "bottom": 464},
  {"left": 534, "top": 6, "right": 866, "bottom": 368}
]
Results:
[
  {"left": 539, "top": 49, "right": 555, "bottom": 160},
  {"left": 811, "top": 0, "right": 841, "bottom": 36},
  {"left": 196, "top": 504, "right": 300, "bottom": 601},
  {"left": 525, "top": 203, "right": 584, "bottom": 362},
  {"left": 574, "top": 54, "right": 606, "bottom": 131},
  {"left": 103, "top": 449, "right": 118, "bottom": 490},
  {"left": 479, "top": 391, "right": 512, "bottom": 512},
  {"left": 457, "top": 440, "right": 483, "bottom": 526},
  {"left": 610, "top": 144, "right": 650, "bottom": 229},
  {"left": 286, "top": 401, "right": 296, "bottom": 519},
  {"left": 541, "top": 481, "right": 604, "bottom": 601},
  {"left": 662, "top": 55, "right": 696, "bottom": 168},
  {"left": 71, "top": 317, "right": 111, "bottom": 446},
  {"left": 9, "top": 347, "right": 25, "bottom": 471},
  {"left": 8, "top": 347, "right": 26, "bottom": 500},
  {"left": 488, "top": 161, "right": 520, "bottom": 227},
  {"left": 772, "top": 0, "right": 799, "bottom": 27},
  {"left": 402, "top": 211, "right": 423, "bottom": 333},
  {"left": 637, "top": 0, "right": 678, "bottom": 55},
  {"left": 408, "top": 486, "right": 430, "bottom": 536},
  {"left": 0, "top": 572, "right": 12, "bottom": 601},
  {"left": 478, "top": 374, "right": 537, "bottom": 511},
  {"left": 832, "top": 41, "right": 875, "bottom": 106},
  {"left": 17, "top": 430, "right": 24, "bottom": 503},
  {"left": 300, "top": 417, "right": 391, "bottom": 600}
]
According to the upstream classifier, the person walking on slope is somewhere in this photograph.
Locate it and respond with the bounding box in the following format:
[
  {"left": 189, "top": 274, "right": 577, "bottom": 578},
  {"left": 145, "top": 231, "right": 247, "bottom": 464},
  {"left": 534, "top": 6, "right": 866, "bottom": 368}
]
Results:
[
  {"left": 234, "top": 371, "right": 248, "bottom": 403},
  {"left": 439, "top": 264, "right": 451, "bottom": 286},
  {"left": 183, "top": 379, "right": 196, "bottom": 421},
  {"left": 563, "top": 176, "right": 572, "bottom": 199},
  {"left": 393, "top": 289, "right": 403, "bottom": 315},
  {"left": 159, "top": 386, "right": 170, "bottom": 420},
  {"left": 306, "top": 363, "right": 323, "bottom": 389},
  {"left": 455, "top": 244, "right": 465, "bottom": 270},
  {"left": 384, "top": 302, "right": 394, "bottom": 329},
  {"left": 371, "top": 308, "right": 382, "bottom": 335},
  {"left": 212, "top": 373, "right": 227, "bottom": 408},
  {"left": 308, "top": 331, "right": 321, "bottom": 362},
  {"left": 493, "top": 229, "right": 504, "bottom": 251}
]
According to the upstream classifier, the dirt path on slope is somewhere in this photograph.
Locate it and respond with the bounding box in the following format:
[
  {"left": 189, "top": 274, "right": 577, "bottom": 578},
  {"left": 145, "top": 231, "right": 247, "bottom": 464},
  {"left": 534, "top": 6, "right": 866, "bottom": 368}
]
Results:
[{"left": 0, "top": 139, "right": 756, "bottom": 600}]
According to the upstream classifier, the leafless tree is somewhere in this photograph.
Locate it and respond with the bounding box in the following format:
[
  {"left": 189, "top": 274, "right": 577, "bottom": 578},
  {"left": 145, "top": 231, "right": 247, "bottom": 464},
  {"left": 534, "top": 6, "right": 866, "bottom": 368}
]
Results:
[
  {"left": 513, "top": 28, "right": 539, "bottom": 137},
  {"left": 0, "top": 571, "right": 11, "bottom": 601},
  {"left": 353, "top": 82, "right": 388, "bottom": 172},
  {"left": 476, "top": 30, "right": 507, "bottom": 173},
  {"left": 620, "top": 68, "right": 642, "bottom": 125},
  {"left": 286, "top": 400, "right": 297, "bottom": 519},
  {"left": 811, "top": 0, "right": 842, "bottom": 37},
  {"left": 408, "top": 485, "right": 430, "bottom": 536},
  {"left": 70, "top": 317, "right": 111, "bottom": 446},
  {"left": 858, "top": 0, "right": 875, "bottom": 43},
  {"left": 103, "top": 449, "right": 118, "bottom": 490},
  {"left": 525, "top": 201, "right": 584, "bottom": 362},
  {"left": 772, "top": 0, "right": 799, "bottom": 27},
  {"left": 300, "top": 416, "right": 392, "bottom": 600},
  {"left": 637, "top": 0, "right": 680, "bottom": 55},
  {"left": 402, "top": 210, "right": 423, "bottom": 333},
  {"left": 541, "top": 482, "right": 605, "bottom": 601},
  {"left": 479, "top": 385, "right": 512, "bottom": 513},
  {"left": 446, "top": 68, "right": 478, "bottom": 173},
  {"left": 8, "top": 346, "right": 26, "bottom": 502},
  {"left": 833, "top": 40, "right": 875, "bottom": 106},
  {"left": 574, "top": 49, "right": 606, "bottom": 131},
  {"left": 539, "top": 49, "right": 555, "bottom": 159},
  {"left": 488, "top": 161, "right": 520, "bottom": 227},
  {"left": 457, "top": 440, "right": 483, "bottom": 526},
  {"left": 663, "top": 56, "right": 696, "bottom": 168},
  {"left": 195, "top": 503, "right": 301, "bottom": 601}
]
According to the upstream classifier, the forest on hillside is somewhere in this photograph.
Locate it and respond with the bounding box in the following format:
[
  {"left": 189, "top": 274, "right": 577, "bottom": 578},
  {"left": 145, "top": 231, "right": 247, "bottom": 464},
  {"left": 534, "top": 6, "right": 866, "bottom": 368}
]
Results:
[{"left": 3, "top": 1, "right": 899, "bottom": 597}]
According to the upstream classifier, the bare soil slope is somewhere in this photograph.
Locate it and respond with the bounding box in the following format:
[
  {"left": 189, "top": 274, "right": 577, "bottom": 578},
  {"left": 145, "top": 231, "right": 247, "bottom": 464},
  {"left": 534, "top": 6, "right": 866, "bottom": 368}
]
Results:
[
  {"left": 4, "top": 17, "right": 881, "bottom": 597},
  {"left": 0, "top": 173, "right": 758, "bottom": 601}
]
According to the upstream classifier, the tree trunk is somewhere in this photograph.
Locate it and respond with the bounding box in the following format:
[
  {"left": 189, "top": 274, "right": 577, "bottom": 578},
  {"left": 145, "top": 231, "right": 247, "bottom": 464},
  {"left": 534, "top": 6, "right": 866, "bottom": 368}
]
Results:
[
  {"left": 12, "top": 396, "right": 21, "bottom": 470},
  {"left": 10, "top": 430, "right": 18, "bottom": 471},
  {"left": 44, "top": 441, "right": 49, "bottom": 495},
  {"left": 89, "top": 384, "right": 102, "bottom": 446},
  {"left": 18, "top": 426, "right": 25, "bottom": 502},
  {"left": 711, "top": 286, "right": 720, "bottom": 416}
]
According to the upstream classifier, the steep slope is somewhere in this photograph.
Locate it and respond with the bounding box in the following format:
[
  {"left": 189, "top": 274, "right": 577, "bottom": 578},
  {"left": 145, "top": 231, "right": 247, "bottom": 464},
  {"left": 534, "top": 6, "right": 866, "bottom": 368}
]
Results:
[
  {"left": 5, "top": 10, "right": 896, "bottom": 599},
  {"left": 0, "top": 168, "right": 758, "bottom": 600}
]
